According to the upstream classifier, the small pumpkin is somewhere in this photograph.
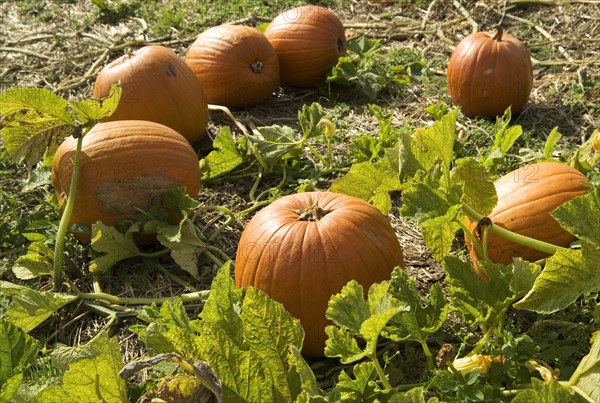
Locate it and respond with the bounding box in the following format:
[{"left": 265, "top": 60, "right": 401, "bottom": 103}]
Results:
[
  {"left": 464, "top": 162, "right": 588, "bottom": 281},
  {"left": 185, "top": 24, "right": 280, "bottom": 108},
  {"left": 234, "top": 191, "right": 405, "bottom": 357},
  {"left": 447, "top": 26, "right": 533, "bottom": 118},
  {"left": 51, "top": 120, "right": 201, "bottom": 243},
  {"left": 264, "top": 5, "right": 346, "bottom": 88},
  {"left": 93, "top": 45, "right": 209, "bottom": 144}
]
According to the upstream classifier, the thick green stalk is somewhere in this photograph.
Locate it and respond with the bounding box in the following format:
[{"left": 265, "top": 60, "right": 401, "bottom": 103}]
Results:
[
  {"left": 462, "top": 203, "right": 567, "bottom": 256},
  {"left": 371, "top": 353, "right": 393, "bottom": 390},
  {"left": 421, "top": 340, "right": 435, "bottom": 370},
  {"left": 76, "top": 288, "right": 211, "bottom": 305},
  {"left": 53, "top": 134, "right": 83, "bottom": 292}
]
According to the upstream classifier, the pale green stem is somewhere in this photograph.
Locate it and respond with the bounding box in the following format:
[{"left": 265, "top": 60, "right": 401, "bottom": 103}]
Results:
[
  {"left": 304, "top": 141, "right": 330, "bottom": 168},
  {"left": 467, "top": 306, "right": 508, "bottom": 357},
  {"left": 462, "top": 203, "right": 566, "bottom": 256},
  {"left": 482, "top": 225, "right": 490, "bottom": 261},
  {"left": 76, "top": 288, "right": 210, "bottom": 305},
  {"left": 371, "top": 353, "right": 393, "bottom": 390},
  {"left": 53, "top": 134, "right": 83, "bottom": 292},
  {"left": 567, "top": 384, "right": 596, "bottom": 403},
  {"left": 249, "top": 166, "right": 263, "bottom": 202},
  {"left": 207, "top": 104, "right": 251, "bottom": 137},
  {"left": 455, "top": 218, "right": 485, "bottom": 258},
  {"left": 421, "top": 340, "right": 435, "bottom": 370}
]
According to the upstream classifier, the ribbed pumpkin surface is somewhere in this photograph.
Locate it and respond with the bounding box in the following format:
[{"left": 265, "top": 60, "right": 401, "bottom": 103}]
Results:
[
  {"left": 264, "top": 5, "right": 345, "bottom": 88},
  {"left": 465, "top": 162, "right": 588, "bottom": 280},
  {"left": 234, "top": 191, "right": 405, "bottom": 357},
  {"left": 51, "top": 120, "right": 200, "bottom": 242},
  {"left": 447, "top": 27, "right": 533, "bottom": 118},
  {"left": 93, "top": 45, "right": 209, "bottom": 144},
  {"left": 185, "top": 24, "right": 280, "bottom": 108}
]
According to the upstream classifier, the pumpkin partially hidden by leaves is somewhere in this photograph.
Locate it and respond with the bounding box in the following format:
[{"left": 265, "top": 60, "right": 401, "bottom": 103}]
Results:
[
  {"left": 447, "top": 26, "right": 533, "bottom": 118},
  {"left": 93, "top": 45, "right": 209, "bottom": 144},
  {"left": 185, "top": 24, "right": 280, "bottom": 108},
  {"left": 234, "top": 191, "right": 405, "bottom": 357},
  {"left": 51, "top": 120, "right": 200, "bottom": 243},
  {"left": 464, "top": 162, "right": 588, "bottom": 281},
  {"left": 264, "top": 5, "right": 346, "bottom": 88}
]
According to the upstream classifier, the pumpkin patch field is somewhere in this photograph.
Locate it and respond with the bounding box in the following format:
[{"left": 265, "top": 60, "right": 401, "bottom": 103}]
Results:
[{"left": 1, "top": 1, "right": 600, "bottom": 401}]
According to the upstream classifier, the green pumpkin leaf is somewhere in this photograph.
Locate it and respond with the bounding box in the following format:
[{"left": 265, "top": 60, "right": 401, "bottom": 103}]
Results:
[
  {"left": 69, "top": 82, "right": 122, "bottom": 125},
  {"left": 32, "top": 332, "right": 128, "bottom": 403},
  {"left": 420, "top": 205, "right": 461, "bottom": 262},
  {"left": 0, "top": 321, "right": 39, "bottom": 393},
  {"left": 515, "top": 187, "right": 600, "bottom": 313},
  {"left": 324, "top": 325, "right": 366, "bottom": 363},
  {"left": 385, "top": 269, "right": 449, "bottom": 344},
  {"left": 199, "top": 260, "right": 244, "bottom": 343},
  {"left": 513, "top": 249, "right": 593, "bottom": 313},
  {"left": 200, "top": 127, "right": 244, "bottom": 181},
  {"left": 0, "top": 86, "right": 116, "bottom": 169},
  {"left": 135, "top": 263, "right": 305, "bottom": 402},
  {"left": 551, "top": 185, "right": 600, "bottom": 246},
  {"left": 0, "top": 88, "right": 73, "bottom": 123},
  {"left": 567, "top": 330, "right": 600, "bottom": 402},
  {"left": 400, "top": 108, "right": 457, "bottom": 180},
  {"left": 247, "top": 125, "right": 302, "bottom": 166},
  {"left": 326, "top": 280, "right": 371, "bottom": 335},
  {"left": 157, "top": 219, "right": 207, "bottom": 280},
  {"left": 12, "top": 241, "right": 53, "bottom": 280},
  {"left": 512, "top": 377, "right": 571, "bottom": 403},
  {"left": 4, "top": 289, "right": 78, "bottom": 333},
  {"left": 452, "top": 158, "right": 497, "bottom": 217},
  {"left": 329, "top": 158, "right": 401, "bottom": 215},
  {"left": 298, "top": 102, "right": 325, "bottom": 139},
  {"left": 0, "top": 373, "right": 23, "bottom": 403},
  {"left": 444, "top": 256, "right": 513, "bottom": 325},
  {"left": 543, "top": 127, "right": 562, "bottom": 159},
  {"left": 336, "top": 361, "right": 380, "bottom": 400},
  {"left": 483, "top": 108, "right": 523, "bottom": 172},
  {"left": 287, "top": 345, "right": 323, "bottom": 400},
  {"left": 89, "top": 222, "right": 141, "bottom": 274},
  {"left": 325, "top": 279, "right": 408, "bottom": 363}
]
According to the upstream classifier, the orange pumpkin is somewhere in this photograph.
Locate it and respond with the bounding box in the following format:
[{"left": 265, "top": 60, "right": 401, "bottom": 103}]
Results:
[
  {"left": 51, "top": 120, "right": 200, "bottom": 243},
  {"left": 234, "top": 191, "right": 405, "bottom": 357},
  {"left": 93, "top": 45, "right": 209, "bottom": 144},
  {"left": 185, "top": 24, "right": 280, "bottom": 108},
  {"left": 464, "top": 162, "right": 588, "bottom": 281},
  {"left": 264, "top": 5, "right": 346, "bottom": 88},
  {"left": 447, "top": 26, "right": 533, "bottom": 118}
]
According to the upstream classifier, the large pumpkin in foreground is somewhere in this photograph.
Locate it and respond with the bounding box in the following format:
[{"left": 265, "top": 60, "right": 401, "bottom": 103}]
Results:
[
  {"left": 264, "top": 5, "right": 346, "bottom": 88},
  {"left": 52, "top": 120, "right": 201, "bottom": 243},
  {"left": 234, "top": 191, "right": 405, "bottom": 357},
  {"left": 185, "top": 24, "right": 280, "bottom": 108},
  {"left": 93, "top": 45, "right": 209, "bottom": 144},
  {"left": 465, "top": 162, "right": 588, "bottom": 281},
  {"left": 447, "top": 26, "right": 533, "bottom": 118}
]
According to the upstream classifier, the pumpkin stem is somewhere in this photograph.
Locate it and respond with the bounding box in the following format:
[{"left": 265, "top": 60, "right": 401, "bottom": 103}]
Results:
[
  {"left": 295, "top": 205, "right": 331, "bottom": 221},
  {"left": 250, "top": 60, "right": 263, "bottom": 74},
  {"left": 492, "top": 25, "right": 503, "bottom": 41}
]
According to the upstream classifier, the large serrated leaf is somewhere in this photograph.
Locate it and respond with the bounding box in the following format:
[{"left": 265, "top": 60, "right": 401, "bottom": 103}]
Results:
[
  {"left": 89, "top": 222, "right": 141, "bottom": 274},
  {"left": 329, "top": 158, "right": 400, "bottom": 214},
  {"left": 4, "top": 289, "right": 78, "bottom": 332},
  {"left": 201, "top": 127, "right": 244, "bottom": 181},
  {"left": 69, "top": 82, "right": 122, "bottom": 125},
  {"left": 385, "top": 269, "right": 449, "bottom": 343},
  {"left": 0, "top": 321, "right": 39, "bottom": 389},
  {"left": 32, "top": 332, "right": 127, "bottom": 403}
]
